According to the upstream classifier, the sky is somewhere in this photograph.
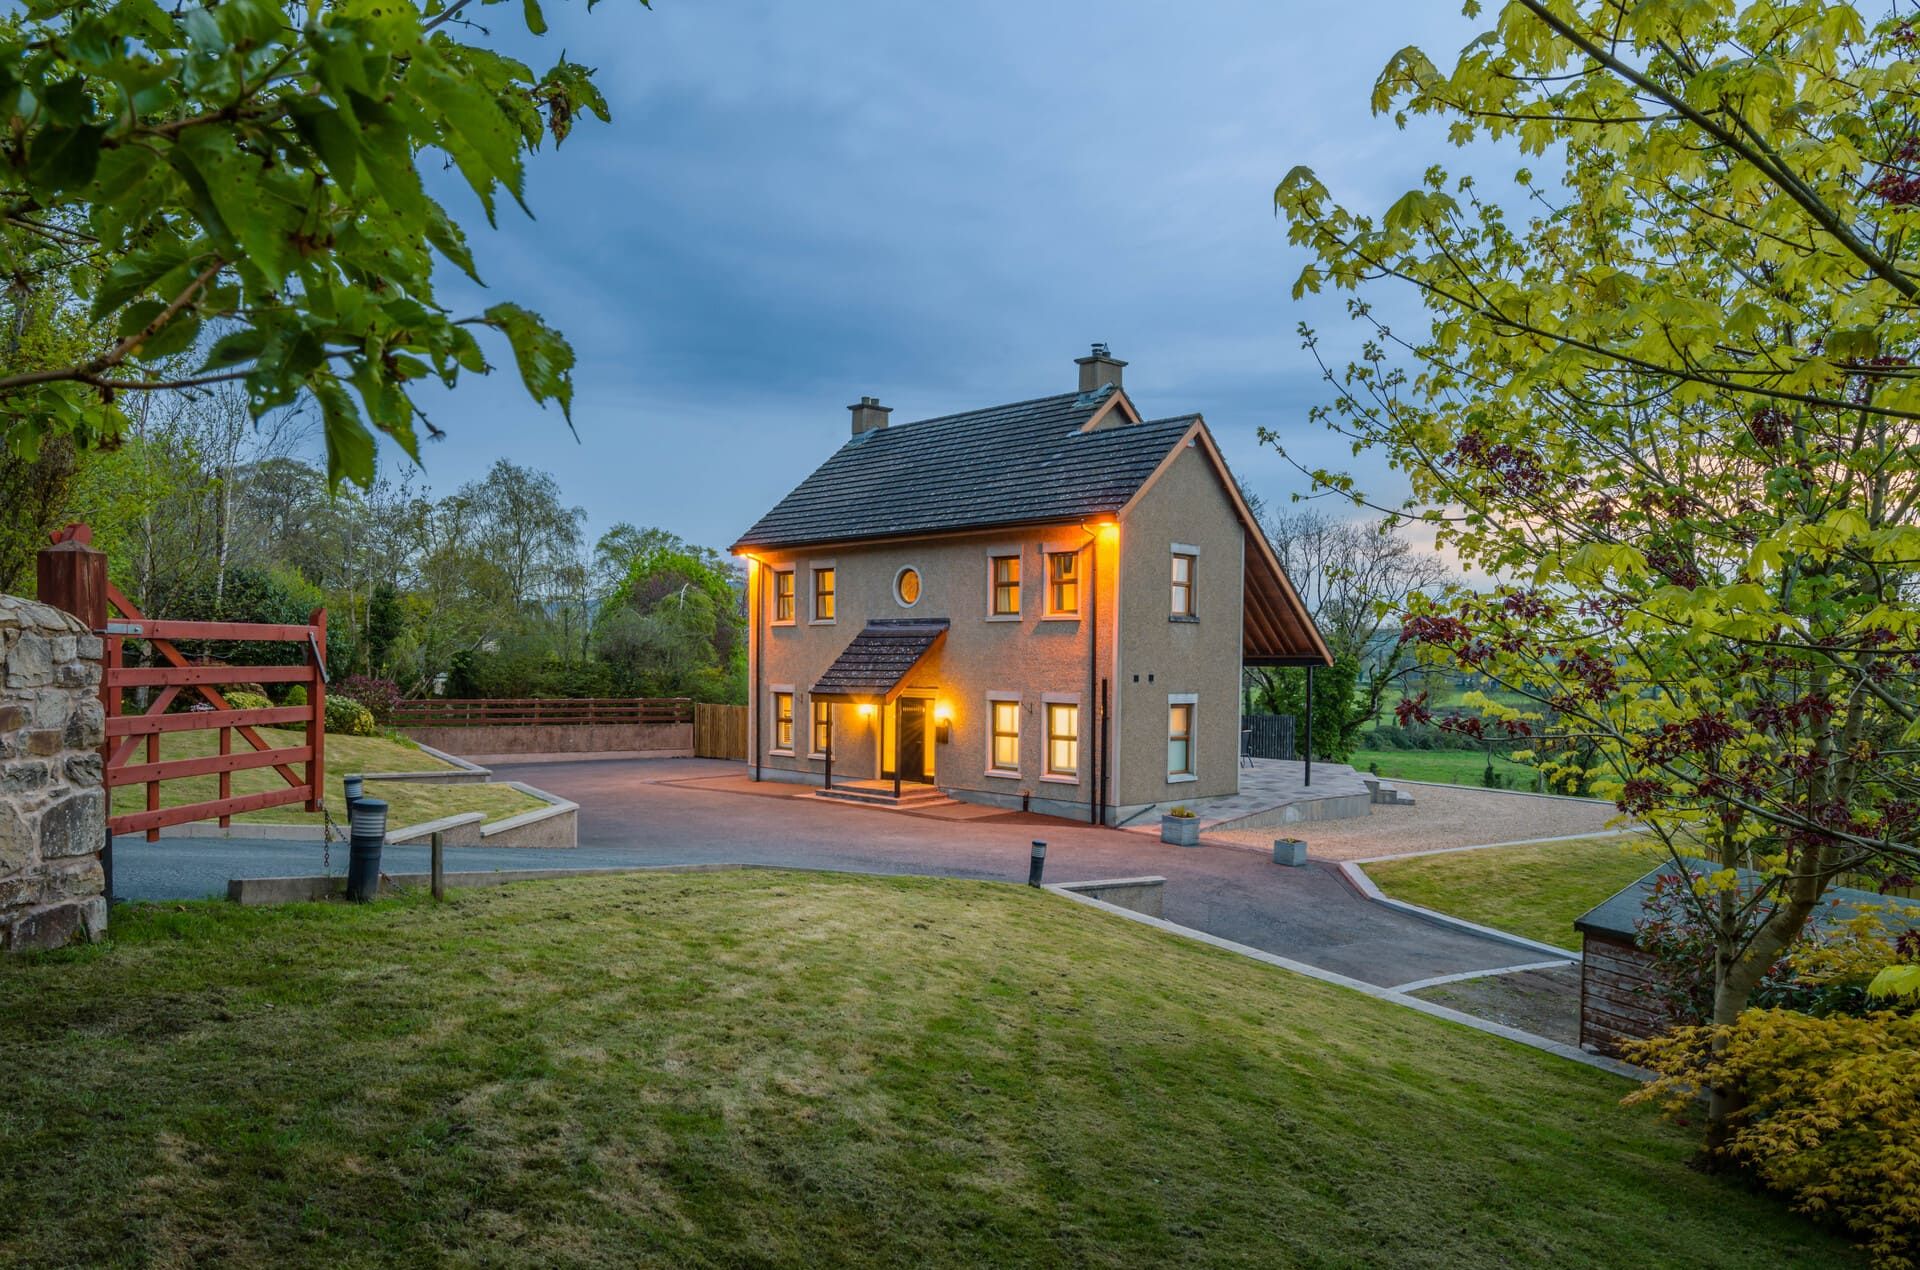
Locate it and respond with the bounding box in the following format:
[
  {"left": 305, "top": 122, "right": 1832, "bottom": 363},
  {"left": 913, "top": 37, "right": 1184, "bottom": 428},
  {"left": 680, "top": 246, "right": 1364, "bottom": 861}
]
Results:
[{"left": 386, "top": 1, "right": 1509, "bottom": 553}]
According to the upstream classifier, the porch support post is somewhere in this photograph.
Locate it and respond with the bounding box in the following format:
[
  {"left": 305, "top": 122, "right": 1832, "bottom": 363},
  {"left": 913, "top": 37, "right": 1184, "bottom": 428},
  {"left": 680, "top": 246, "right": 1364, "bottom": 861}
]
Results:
[
  {"left": 1303, "top": 663, "right": 1314, "bottom": 788},
  {"left": 892, "top": 698, "right": 903, "bottom": 800},
  {"left": 824, "top": 707, "right": 833, "bottom": 791}
]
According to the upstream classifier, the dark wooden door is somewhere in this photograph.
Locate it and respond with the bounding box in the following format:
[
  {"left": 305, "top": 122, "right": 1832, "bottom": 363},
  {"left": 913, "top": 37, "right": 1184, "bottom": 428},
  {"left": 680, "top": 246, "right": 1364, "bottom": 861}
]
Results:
[{"left": 894, "top": 700, "right": 930, "bottom": 784}]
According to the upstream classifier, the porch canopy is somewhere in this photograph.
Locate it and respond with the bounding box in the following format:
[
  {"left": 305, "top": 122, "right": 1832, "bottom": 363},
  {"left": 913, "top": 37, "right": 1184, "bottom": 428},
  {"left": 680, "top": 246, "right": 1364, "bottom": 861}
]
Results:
[{"left": 811, "top": 619, "right": 950, "bottom": 702}]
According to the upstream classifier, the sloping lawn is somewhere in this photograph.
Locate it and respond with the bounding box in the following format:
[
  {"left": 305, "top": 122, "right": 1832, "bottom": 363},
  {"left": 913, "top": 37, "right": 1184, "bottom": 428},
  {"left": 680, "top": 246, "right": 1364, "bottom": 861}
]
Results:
[
  {"left": 1365, "top": 835, "right": 1659, "bottom": 949},
  {"left": 109, "top": 726, "right": 545, "bottom": 828},
  {"left": 0, "top": 871, "right": 1855, "bottom": 1267}
]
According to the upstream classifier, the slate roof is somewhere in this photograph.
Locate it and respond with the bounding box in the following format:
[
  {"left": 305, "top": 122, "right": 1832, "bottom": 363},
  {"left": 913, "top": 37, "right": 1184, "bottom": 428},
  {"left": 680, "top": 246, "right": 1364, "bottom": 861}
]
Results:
[
  {"left": 732, "top": 390, "right": 1197, "bottom": 550},
  {"left": 811, "top": 620, "right": 950, "bottom": 700},
  {"left": 1574, "top": 859, "right": 1920, "bottom": 941}
]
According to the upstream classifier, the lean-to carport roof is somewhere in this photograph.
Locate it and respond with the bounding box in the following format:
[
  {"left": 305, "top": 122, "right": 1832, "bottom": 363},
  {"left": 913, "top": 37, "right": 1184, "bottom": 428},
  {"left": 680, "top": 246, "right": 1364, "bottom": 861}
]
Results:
[{"left": 811, "top": 620, "right": 950, "bottom": 701}]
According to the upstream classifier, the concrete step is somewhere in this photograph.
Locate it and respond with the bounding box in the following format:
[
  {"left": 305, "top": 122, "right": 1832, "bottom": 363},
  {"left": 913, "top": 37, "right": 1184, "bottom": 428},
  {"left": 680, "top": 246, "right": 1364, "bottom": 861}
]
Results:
[
  {"left": 813, "top": 784, "right": 953, "bottom": 810},
  {"left": 1364, "top": 777, "right": 1417, "bottom": 807}
]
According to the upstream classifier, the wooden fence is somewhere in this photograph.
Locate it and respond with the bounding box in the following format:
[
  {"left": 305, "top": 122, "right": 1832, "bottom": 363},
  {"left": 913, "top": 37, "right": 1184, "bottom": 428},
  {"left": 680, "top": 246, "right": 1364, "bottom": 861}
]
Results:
[
  {"left": 694, "top": 703, "right": 747, "bottom": 760},
  {"left": 1243, "top": 713, "right": 1297, "bottom": 761},
  {"left": 387, "top": 697, "right": 692, "bottom": 727}
]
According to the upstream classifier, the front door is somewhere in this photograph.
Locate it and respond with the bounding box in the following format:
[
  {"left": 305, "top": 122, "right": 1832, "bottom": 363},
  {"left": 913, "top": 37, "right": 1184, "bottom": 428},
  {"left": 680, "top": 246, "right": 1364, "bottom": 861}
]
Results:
[{"left": 887, "top": 699, "right": 932, "bottom": 784}]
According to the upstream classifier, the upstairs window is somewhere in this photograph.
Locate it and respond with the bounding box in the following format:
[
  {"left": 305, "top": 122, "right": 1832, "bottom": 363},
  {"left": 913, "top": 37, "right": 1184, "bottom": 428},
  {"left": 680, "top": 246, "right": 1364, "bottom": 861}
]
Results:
[
  {"left": 1046, "top": 702, "right": 1079, "bottom": 778},
  {"left": 772, "top": 691, "right": 794, "bottom": 752},
  {"left": 1171, "top": 552, "right": 1196, "bottom": 618},
  {"left": 813, "top": 567, "right": 835, "bottom": 622},
  {"left": 1047, "top": 550, "right": 1080, "bottom": 616},
  {"left": 895, "top": 566, "right": 922, "bottom": 607},
  {"left": 990, "top": 554, "right": 1021, "bottom": 616},
  {"left": 772, "top": 568, "right": 796, "bottom": 624}
]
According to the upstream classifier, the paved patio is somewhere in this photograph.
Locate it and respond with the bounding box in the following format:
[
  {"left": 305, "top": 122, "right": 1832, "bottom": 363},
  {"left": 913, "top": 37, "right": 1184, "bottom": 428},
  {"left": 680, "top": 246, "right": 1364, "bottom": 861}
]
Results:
[{"left": 1123, "top": 757, "right": 1376, "bottom": 832}]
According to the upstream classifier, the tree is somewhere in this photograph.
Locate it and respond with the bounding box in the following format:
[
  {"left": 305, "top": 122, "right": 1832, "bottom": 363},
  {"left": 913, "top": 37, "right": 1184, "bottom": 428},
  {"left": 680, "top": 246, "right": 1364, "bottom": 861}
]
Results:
[
  {"left": 1274, "top": 2, "right": 1920, "bottom": 1143},
  {"left": 1, "top": 0, "right": 629, "bottom": 485},
  {"left": 594, "top": 535, "right": 745, "bottom": 702}
]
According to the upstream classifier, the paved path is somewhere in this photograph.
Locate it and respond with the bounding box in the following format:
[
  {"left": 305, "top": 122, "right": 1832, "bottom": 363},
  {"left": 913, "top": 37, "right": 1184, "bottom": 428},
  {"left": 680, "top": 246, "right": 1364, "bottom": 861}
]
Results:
[{"left": 113, "top": 757, "right": 1547, "bottom": 989}]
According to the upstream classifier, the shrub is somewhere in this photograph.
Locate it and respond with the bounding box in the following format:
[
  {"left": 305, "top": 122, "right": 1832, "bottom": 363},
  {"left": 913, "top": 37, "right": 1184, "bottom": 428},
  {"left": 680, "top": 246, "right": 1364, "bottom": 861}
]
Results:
[
  {"left": 1626, "top": 1010, "right": 1920, "bottom": 1266},
  {"left": 282, "top": 684, "right": 307, "bottom": 708},
  {"left": 222, "top": 690, "right": 272, "bottom": 712},
  {"left": 337, "top": 674, "right": 403, "bottom": 723},
  {"left": 324, "top": 695, "right": 377, "bottom": 737}
]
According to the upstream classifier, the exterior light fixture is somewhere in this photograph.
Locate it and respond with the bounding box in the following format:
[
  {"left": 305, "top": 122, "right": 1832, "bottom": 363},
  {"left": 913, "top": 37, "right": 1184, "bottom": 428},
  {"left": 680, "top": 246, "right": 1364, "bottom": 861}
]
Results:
[
  {"left": 857, "top": 703, "right": 875, "bottom": 718},
  {"left": 934, "top": 701, "right": 953, "bottom": 743}
]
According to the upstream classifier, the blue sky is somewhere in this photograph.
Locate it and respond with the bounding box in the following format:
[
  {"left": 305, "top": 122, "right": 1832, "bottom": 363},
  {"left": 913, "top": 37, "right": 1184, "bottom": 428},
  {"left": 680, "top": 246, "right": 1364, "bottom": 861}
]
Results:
[{"left": 397, "top": 1, "right": 1500, "bottom": 552}]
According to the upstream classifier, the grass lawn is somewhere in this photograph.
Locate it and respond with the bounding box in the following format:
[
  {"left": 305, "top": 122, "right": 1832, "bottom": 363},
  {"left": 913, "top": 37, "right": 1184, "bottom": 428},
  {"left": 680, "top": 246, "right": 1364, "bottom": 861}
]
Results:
[
  {"left": 110, "top": 726, "right": 546, "bottom": 828},
  {"left": 1350, "top": 746, "right": 1541, "bottom": 790},
  {"left": 1365, "top": 835, "right": 1660, "bottom": 949},
  {"left": 0, "top": 871, "right": 1854, "bottom": 1267}
]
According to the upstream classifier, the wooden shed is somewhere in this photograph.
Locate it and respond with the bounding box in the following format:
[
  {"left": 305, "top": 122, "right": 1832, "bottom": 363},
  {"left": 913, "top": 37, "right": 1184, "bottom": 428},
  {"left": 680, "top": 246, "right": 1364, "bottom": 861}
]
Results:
[{"left": 1574, "top": 863, "right": 1920, "bottom": 1057}]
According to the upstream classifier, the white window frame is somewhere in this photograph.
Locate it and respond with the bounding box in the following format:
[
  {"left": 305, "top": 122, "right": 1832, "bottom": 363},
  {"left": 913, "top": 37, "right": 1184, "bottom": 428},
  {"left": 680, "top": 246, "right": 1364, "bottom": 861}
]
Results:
[
  {"left": 770, "top": 565, "right": 797, "bottom": 627},
  {"left": 893, "top": 564, "right": 923, "bottom": 609},
  {"left": 1042, "top": 546, "right": 1082, "bottom": 620},
  {"left": 1170, "top": 544, "right": 1199, "bottom": 619},
  {"left": 985, "top": 691, "right": 1021, "bottom": 778},
  {"left": 808, "top": 696, "right": 832, "bottom": 759},
  {"left": 809, "top": 560, "right": 837, "bottom": 625},
  {"left": 985, "top": 546, "right": 1022, "bottom": 621},
  {"left": 1041, "top": 692, "right": 1081, "bottom": 784},
  {"left": 769, "top": 684, "right": 795, "bottom": 755},
  {"left": 1167, "top": 692, "right": 1198, "bottom": 783}
]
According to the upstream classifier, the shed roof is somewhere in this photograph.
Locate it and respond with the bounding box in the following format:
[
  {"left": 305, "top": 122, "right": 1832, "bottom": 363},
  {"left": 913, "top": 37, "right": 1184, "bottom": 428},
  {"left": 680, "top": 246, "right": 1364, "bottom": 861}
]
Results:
[
  {"left": 811, "top": 620, "right": 950, "bottom": 702},
  {"left": 1574, "top": 860, "right": 1920, "bottom": 941}
]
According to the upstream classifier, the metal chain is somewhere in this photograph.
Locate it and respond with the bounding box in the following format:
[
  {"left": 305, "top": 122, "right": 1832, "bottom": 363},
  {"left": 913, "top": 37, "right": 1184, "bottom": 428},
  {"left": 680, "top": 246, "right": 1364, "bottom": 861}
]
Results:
[{"left": 318, "top": 800, "right": 339, "bottom": 871}]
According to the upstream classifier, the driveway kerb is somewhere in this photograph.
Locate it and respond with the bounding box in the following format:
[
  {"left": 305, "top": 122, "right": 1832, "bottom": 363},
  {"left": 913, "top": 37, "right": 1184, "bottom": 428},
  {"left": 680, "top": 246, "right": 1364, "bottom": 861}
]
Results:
[
  {"left": 1345, "top": 826, "right": 1644, "bottom": 866},
  {"left": 1044, "top": 883, "right": 1644, "bottom": 1080}
]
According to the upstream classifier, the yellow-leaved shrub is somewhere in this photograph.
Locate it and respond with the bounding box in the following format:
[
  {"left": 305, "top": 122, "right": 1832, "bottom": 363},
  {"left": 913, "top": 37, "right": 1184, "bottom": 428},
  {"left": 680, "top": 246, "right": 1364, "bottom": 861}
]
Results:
[{"left": 1625, "top": 1010, "right": 1920, "bottom": 1267}]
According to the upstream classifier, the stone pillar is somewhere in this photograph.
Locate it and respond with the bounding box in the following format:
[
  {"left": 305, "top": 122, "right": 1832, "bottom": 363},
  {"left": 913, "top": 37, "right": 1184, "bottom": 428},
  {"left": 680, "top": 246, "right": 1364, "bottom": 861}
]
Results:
[{"left": 0, "top": 594, "right": 107, "bottom": 952}]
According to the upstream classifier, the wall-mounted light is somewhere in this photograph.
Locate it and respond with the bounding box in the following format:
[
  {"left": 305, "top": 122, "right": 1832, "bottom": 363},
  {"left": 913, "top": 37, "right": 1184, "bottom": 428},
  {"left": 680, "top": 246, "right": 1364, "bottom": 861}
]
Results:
[
  {"left": 857, "top": 703, "right": 875, "bottom": 718},
  {"left": 934, "top": 701, "right": 953, "bottom": 743}
]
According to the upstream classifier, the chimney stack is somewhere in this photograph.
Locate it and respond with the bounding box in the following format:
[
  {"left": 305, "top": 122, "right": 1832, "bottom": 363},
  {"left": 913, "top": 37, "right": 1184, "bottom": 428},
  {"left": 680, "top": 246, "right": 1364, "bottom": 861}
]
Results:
[
  {"left": 848, "top": 395, "right": 892, "bottom": 437},
  {"left": 1075, "top": 343, "right": 1126, "bottom": 394}
]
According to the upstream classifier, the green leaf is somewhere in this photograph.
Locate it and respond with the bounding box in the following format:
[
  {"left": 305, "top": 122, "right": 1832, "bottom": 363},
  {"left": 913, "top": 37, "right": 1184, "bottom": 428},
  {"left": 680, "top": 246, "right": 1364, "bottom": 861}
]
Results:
[
  {"left": 27, "top": 122, "right": 107, "bottom": 193},
  {"left": 485, "top": 302, "right": 574, "bottom": 421},
  {"left": 523, "top": 0, "right": 547, "bottom": 35},
  {"left": 313, "top": 374, "right": 377, "bottom": 489},
  {"left": 409, "top": 59, "right": 527, "bottom": 222},
  {"left": 1868, "top": 964, "right": 1920, "bottom": 1002},
  {"left": 91, "top": 238, "right": 195, "bottom": 319},
  {"left": 201, "top": 327, "right": 269, "bottom": 370}
]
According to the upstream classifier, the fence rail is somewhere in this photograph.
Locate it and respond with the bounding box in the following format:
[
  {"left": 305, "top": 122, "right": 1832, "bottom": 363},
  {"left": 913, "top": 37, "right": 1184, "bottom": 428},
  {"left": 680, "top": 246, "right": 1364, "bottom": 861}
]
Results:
[{"left": 389, "top": 697, "right": 693, "bottom": 728}]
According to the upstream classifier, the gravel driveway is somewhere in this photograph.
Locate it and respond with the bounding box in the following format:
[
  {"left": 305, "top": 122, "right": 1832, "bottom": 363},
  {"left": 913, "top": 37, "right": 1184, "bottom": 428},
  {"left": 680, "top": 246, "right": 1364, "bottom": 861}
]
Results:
[{"left": 1207, "top": 782, "right": 1619, "bottom": 861}]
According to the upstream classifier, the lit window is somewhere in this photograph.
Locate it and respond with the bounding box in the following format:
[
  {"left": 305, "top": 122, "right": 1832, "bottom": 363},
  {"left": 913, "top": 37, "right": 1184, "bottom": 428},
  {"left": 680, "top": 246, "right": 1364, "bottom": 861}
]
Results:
[
  {"left": 1171, "top": 553, "right": 1195, "bottom": 617},
  {"left": 1047, "top": 550, "right": 1079, "bottom": 616},
  {"left": 1168, "top": 703, "right": 1194, "bottom": 777},
  {"left": 990, "top": 699, "right": 1020, "bottom": 772},
  {"left": 812, "top": 700, "right": 831, "bottom": 754},
  {"left": 1046, "top": 703, "right": 1079, "bottom": 778},
  {"left": 813, "top": 568, "right": 835, "bottom": 621},
  {"left": 772, "top": 691, "right": 794, "bottom": 752},
  {"left": 991, "top": 555, "right": 1020, "bottom": 616},
  {"left": 896, "top": 567, "right": 921, "bottom": 606},
  {"left": 773, "top": 569, "right": 795, "bottom": 624}
]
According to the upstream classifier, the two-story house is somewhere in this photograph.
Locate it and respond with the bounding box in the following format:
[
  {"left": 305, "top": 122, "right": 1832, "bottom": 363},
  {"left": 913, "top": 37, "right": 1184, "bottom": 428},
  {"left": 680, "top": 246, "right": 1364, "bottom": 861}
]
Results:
[{"left": 730, "top": 346, "right": 1329, "bottom": 825}]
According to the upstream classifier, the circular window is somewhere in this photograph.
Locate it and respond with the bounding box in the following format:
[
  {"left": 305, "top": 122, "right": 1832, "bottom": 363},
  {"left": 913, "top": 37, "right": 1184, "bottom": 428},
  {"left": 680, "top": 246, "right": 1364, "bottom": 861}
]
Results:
[{"left": 895, "top": 567, "right": 922, "bottom": 607}]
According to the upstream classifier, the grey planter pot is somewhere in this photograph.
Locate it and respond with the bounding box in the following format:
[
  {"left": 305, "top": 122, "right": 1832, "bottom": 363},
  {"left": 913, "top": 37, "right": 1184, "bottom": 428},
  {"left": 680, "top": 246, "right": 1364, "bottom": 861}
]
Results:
[
  {"left": 1272, "top": 838, "right": 1308, "bottom": 867},
  {"left": 1160, "top": 815, "right": 1202, "bottom": 847}
]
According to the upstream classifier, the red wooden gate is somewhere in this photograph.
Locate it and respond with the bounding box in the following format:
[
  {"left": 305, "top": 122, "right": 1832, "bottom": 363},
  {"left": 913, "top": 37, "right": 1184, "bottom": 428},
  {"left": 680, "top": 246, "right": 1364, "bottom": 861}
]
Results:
[{"left": 39, "top": 525, "right": 326, "bottom": 843}]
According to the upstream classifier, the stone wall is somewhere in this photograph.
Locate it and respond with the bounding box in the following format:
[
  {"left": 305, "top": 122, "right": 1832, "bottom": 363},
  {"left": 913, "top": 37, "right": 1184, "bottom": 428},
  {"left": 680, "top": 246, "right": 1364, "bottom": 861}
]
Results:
[{"left": 0, "top": 594, "right": 107, "bottom": 952}]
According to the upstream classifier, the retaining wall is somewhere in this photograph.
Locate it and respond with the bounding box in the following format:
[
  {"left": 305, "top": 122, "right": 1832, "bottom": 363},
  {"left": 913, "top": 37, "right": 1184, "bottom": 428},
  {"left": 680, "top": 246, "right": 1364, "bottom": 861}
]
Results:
[{"left": 400, "top": 721, "right": 693, "bottom": 758}]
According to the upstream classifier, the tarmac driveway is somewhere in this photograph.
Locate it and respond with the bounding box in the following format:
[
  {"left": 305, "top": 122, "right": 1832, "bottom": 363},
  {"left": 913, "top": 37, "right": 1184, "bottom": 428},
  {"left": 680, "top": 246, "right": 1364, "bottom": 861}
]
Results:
[{"left": 115, "top": 756, "right": 1557, "bottom": 990}]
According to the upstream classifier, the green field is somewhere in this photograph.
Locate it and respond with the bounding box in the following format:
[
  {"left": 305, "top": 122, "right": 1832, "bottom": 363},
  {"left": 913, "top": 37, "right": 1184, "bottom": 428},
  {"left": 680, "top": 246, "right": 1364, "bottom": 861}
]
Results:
[
  {"left": 1351, "top": 746, "right": 1541, "bottom": 789},
  {"left": 0, "top": 872, "right": 1854, "bottom": 1266},
  {"left": 1365, "top": 835, "right": 1659, "bottom": 948},
  {"left": 110, "top": 726, "right": 545, "bottom": 829}
]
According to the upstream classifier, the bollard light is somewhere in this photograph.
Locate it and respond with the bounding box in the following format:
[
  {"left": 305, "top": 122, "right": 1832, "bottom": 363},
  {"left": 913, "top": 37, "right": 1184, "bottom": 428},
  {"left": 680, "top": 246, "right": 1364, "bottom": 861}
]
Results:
[
  {"left": 345, "top": 797, "right": 387, "bottom": 902},
  {"left": 342, "top": 774, "right": 364, "bottom": 818},
  {"left": 1028, "top": 840, "right": 1047, "bottom": 888}
]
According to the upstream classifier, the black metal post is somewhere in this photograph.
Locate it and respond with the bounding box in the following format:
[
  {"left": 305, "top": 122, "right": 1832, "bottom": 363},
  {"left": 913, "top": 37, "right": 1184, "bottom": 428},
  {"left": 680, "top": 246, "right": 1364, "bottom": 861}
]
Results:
[
  {"left": 345, "top": 797, "right": 387, "bottom": 902},
  {"left": 824, "top": 710, "right": 833, "bottom": 791},
  {"left": 892, "top": 698, "right": 903, "bottom": 800},
  {"left": 1028, "top": 840, "right": 1047, "bottom": 887},
  {"left": 430, "top": 829, "right": 445, "bottom": 902},
  {"left": 1303, "top": 664, "right": 1314, "bottom": 788}
]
